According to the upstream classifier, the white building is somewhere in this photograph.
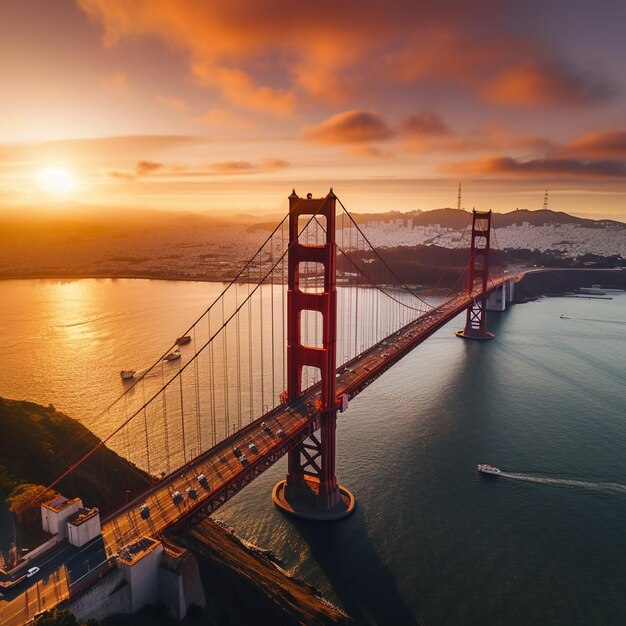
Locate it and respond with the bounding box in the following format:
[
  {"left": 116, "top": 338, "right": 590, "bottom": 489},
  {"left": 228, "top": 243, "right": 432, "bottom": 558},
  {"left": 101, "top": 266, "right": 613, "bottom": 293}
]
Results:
[
  {"left": 41, "top": 495, "right": 82, "bottom": 538},
  {"left": 68, "top": 507, "right": 101, "bottom": 547}
]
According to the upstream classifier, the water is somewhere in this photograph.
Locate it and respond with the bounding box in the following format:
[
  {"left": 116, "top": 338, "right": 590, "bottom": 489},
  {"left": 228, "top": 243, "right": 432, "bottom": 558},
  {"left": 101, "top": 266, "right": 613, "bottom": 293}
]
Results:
[{"left": 1, "top": 279, "right": 625, "bottom": 625}]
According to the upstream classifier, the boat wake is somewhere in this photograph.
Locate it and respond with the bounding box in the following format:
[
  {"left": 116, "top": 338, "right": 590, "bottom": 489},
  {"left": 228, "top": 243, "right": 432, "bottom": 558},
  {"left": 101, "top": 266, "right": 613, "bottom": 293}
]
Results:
[
  {"left": 133, "top": 367, "right": 159, "bottom": 379},
  {"left": 500, "top": 472, "right": 626, "bottom": 495},
  {"left": 572, "top": 317, "right": 626, "bottom": 326}
]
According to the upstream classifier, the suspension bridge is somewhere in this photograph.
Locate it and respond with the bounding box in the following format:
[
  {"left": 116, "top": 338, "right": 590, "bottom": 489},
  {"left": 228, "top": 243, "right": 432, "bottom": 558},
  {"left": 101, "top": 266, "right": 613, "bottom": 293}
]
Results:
[
  {"left": 0, "top": 189, "right": 527, "bottom": 624},
  {"left": 22, "top": 189, "right": 518, "bottom": 562}
]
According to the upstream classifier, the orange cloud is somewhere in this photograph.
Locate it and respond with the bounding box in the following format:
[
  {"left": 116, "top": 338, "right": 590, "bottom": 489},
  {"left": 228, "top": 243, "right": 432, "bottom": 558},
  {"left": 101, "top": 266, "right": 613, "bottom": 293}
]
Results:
[
  {"left": 482, "top": 61, "right": 614, "bottom": 107},
  {"left": 135, "top": 160, "right": 163, "bottom": 175},
  {"left": 80, "top": 1, "right": 609, "bottom": 112},
  {"left": 259, "top": 157, "right": 289, "bottom": 170},
  {"left": 193, "top": 65, "right": 295, "bottom": 115},
  {"left": 560, "top": 130, "right": 626, "bottom": 158},
  {"left": 107, "top": 159, "right": 164, "bottom": 180},
  {"left": 444, "top": 155, "right": 626, "bottom": 178},
  {"left": 210, "top": 161, "right": 254, "bottom": 173},
  {"left": 400, "top": 113, "right": 451, "bottom": 137},
  {"left": 210, "top": 158, "right": 290, "bottom": 174},
  {"left": 303, "top": 110, "right": 393, "bottom": 145}
]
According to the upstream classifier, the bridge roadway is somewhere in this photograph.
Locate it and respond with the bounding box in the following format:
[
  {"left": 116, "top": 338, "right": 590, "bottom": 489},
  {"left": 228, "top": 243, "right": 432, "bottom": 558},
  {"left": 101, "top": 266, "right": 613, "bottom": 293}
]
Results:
[{"left": 100, "top": 274, "right": 517, "bottom": 557}]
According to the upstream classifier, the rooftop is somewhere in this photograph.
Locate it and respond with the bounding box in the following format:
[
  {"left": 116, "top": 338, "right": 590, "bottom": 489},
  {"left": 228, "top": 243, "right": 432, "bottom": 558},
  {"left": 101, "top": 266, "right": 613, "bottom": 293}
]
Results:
[
  {"left": 68, "top": 507, "right": 99, "bottom": 526},
  {"left": 117, "top": 537, "right": 161, "bottom": 566},
  {"left": 42, "top": 495, "right": 81, "bottom": 513}
]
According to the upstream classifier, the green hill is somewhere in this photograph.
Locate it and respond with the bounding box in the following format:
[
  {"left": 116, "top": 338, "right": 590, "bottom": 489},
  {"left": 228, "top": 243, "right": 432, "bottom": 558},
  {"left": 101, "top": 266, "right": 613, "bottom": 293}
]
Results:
[{"left": 0, "top": 397, "right": 154, "bottom": 537}]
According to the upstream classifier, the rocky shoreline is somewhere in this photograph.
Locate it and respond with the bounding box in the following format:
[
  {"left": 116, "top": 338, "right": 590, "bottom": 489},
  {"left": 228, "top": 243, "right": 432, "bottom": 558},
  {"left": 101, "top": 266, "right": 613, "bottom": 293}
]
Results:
[{"left": 171, "top": 517, "right": 352, "bottom": 625}]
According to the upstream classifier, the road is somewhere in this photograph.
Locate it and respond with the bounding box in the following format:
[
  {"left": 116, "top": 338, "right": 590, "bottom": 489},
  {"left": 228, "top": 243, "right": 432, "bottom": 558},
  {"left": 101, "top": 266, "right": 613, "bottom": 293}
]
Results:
[
  {"left": 0, "top": 537, "right": 106, "bottom": 626},
  {"left": 0, "top": 565, "right": 69, "bottom": 626}
]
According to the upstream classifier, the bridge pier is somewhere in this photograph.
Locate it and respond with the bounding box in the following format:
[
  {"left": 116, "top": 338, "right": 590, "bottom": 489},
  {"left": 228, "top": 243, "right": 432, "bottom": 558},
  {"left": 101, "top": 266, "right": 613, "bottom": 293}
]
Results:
[
  {"left": 273, "top": 407, "right": 354, "bottom": 520},
  {"left": 273, "top": 189, "right": 355, "bottom": 521},
  {"left": 485, "top": 278, "right": 515, "bottom": 312}
]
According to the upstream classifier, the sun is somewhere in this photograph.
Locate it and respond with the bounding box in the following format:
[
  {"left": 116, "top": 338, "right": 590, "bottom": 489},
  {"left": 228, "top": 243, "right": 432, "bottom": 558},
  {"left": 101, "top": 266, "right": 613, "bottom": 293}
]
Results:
[{"left": 38, "top": 167, "right": 76, "bottom": 193}]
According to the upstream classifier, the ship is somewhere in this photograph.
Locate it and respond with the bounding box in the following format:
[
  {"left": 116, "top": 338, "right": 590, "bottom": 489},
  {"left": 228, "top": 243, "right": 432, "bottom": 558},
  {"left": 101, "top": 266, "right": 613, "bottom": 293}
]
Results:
[
  {"left": 477, "top": 464, "right": 501, "bottom": 476},
  {"left": 175, "top": 335, "right": 192, "bottom": 346},
  {"left": 120, "top": 370, "right": 135, "bottom": 380},
  {"left": 163, "top": 349, "right": 181, "bottom": 361}
]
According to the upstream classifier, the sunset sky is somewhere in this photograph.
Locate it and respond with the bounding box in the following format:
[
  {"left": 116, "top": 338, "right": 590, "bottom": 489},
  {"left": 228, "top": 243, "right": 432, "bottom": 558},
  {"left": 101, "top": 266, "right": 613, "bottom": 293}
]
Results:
[{"left": 1, "top": 0, "right": 625, "bottom": 219}]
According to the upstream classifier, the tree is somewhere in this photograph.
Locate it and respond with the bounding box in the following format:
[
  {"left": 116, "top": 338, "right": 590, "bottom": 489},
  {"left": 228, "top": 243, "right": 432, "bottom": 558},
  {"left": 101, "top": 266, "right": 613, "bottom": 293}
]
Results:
[
  {"left": 34, "top": 608, "right": 79, "bottom": 626},
  {"left": 7, "top": 483, "right": 59, "bottom": 530}
]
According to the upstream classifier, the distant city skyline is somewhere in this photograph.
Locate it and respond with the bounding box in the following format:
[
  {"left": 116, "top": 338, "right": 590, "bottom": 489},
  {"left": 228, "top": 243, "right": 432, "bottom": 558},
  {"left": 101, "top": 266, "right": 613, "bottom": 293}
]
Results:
[{"left": 1, "top": 0, "right": 625, "bottom": 220}]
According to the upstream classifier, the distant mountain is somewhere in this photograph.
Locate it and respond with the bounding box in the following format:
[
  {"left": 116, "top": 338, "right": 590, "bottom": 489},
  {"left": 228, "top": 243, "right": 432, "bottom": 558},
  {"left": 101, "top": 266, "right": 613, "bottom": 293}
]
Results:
[{"left": 349, "top": 207, "right": 625, "bottom": 230}]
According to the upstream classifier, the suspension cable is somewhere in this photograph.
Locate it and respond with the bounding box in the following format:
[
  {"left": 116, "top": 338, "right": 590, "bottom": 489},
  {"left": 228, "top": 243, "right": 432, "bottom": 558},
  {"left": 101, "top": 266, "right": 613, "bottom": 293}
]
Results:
[{"left": 337, "top": 198, "right": 434, "bottom": 309}]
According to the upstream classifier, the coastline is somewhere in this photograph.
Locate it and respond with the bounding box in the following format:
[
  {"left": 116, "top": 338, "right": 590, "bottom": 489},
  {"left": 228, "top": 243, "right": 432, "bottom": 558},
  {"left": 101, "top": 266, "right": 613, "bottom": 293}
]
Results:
[
  {"left": 513, "top": 268, "right": 626, "bottom": 302},
  {"left": 2, "top": 267, "right": 625, "bottom": 298},
  {"left": 0, "top": 272, "right": 232, "bottom": 285}
]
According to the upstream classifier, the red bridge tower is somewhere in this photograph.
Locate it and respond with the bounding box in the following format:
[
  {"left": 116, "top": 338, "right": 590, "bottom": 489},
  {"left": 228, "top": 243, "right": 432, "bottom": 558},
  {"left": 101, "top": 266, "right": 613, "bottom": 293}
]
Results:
[
  {"left": 456, "top": 209, "right": 495, "bottom": 340},
  {"left": 272, "top": 190, "right": 355, "bottom": 520}
]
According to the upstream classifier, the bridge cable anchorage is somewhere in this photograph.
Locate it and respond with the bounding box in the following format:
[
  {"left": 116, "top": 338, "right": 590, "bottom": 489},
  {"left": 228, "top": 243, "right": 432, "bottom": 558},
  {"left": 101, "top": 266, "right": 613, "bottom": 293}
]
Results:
[{"left": 33, "top": 209, "right": 321, "bottom": 506}]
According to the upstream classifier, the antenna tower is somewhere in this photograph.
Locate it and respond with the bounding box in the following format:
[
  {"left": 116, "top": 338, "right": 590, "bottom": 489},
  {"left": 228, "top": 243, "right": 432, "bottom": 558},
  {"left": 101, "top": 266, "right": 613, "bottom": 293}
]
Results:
[
  {"left": 543, "top": 189, "right": 549, "bottom": 211},
  {"left": 457, "top": 183, "right": 462, "bottom": 211}
]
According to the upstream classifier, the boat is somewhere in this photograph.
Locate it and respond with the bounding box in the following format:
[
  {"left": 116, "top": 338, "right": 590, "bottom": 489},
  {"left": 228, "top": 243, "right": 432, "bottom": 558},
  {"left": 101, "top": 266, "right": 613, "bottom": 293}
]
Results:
[
  {"left": 477, "top": 464, "right": 501, "bottom": 476},
  {"left": 120, "top": 370, "right": 135, "bottom": 380},
  {"left": 559, "top": 314, "right": 569, "bottom": 319},
  {"left": 175, "top": 335, "right": 192, "bottom": 346},
  {"left": 163, "top": 349, "right": 181, "bottom": 362}
]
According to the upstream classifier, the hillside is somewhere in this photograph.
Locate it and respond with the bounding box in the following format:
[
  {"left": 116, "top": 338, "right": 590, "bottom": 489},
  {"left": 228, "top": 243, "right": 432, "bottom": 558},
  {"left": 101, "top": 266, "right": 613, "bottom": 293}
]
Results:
[{"left": 0, "top": 398, "right": 153, "bottom": 523}]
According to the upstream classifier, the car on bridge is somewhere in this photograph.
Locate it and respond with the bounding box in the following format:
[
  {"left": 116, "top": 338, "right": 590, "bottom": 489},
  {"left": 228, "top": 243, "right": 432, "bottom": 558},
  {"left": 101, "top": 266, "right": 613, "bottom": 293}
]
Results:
[
  {"left": 140, "top": 504, "right": 150, "bottom": 519},
  {"left": 248, "top": 442, "right": 258, "bottom": 453},
  {"left": 186, "top": 487, "right": 197, "bottom": 500},
  {"left": 232, "top": 446, "right": 242, "bottom": 458},
  {"left": 197, "top": 473, "right": 209, "bottom": 488},
  {"left": 276, "top": 428, "right": 285, "bottom": 438},
  {"left": 239, "top": 453, "right": 248, "bottom": 465},
  {"left": 172, "top": 491, "right": 183, "bottom": 505}
]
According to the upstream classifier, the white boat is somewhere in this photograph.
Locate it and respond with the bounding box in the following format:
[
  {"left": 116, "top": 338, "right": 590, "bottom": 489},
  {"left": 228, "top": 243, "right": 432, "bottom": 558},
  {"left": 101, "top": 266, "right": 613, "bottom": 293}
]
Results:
[
  {"left": 120, "top": 370, "right": 135, "bottom": 380},
  {"left": 163, "top": 350, "right": 181, "bottom": 361},
  {"left": 477, "top": 464, "right": 501, "bottom": 476},
  {"left": 559, "top": 314, "right": 569, "bottom": 319}
]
